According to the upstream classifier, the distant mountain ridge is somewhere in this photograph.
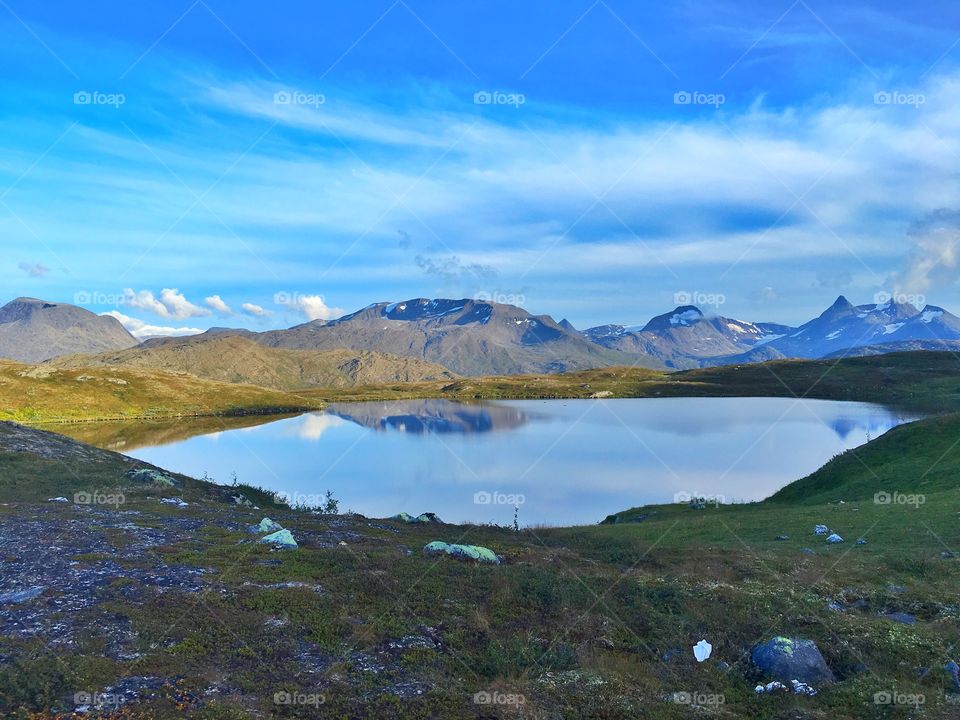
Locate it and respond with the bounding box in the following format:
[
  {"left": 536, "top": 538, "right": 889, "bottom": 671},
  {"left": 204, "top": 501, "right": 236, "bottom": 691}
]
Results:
[
  {"left": 5, "top": 294, "right": 960, "bottom": 378},
  {"left": 583, "top": 306, "right": 794, "bottom": 369},
  {"left": 0, "top": 297, "right": 137, "bottom": 363},
  {"left": 246, "top": 297, "right": 646, "bottom": 376}
]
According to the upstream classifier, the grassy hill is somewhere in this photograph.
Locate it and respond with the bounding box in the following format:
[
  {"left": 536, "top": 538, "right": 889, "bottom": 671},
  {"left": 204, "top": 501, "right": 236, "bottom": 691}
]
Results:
[
  {"left": 0, "top": 360, "right": 320, "bottom": 423},
  {"left": 44, "top": 335, "right": 457, "bottom": 391},
  {"left": 299, "top": 350, "right": 960, "bottom": 410},
  {"left": 769, "top": 411, "right": 960, "bottom": 504}
]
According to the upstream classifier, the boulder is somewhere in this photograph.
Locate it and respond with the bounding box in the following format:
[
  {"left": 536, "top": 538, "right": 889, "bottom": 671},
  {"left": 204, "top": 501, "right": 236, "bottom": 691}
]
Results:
[
  {"left": 249, "top": 517, "right": 283, "bottom": 534},
  {"left": 259, "top": 529, "right": 298, "bottom": 548},
  {"left": 392, "top": 512, "right": 443, "bottom": 524},
  {"left": 127, "top": 468, "right": 176, "bottom": 486},
  {"left": 883, "top": 612, "right": 916, "bottom": 625},
  {"left": 945, "top": 661, "right": 960, "bottom": 691},
  {"left": 751, "top": 637, "right": 835, "bottom": 686},
  {"left": 423, "top": 541, "right": 499, "bottom": 564}
]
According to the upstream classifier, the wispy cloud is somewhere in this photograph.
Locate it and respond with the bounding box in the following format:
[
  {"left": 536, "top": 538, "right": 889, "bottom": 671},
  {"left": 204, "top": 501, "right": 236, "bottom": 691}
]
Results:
[
  {"left": 18, "top": 261, "right": 49, "bottom": 278},
  {"left": 241, "top": 302, "right": 271, "bottom": 317},
  {"left": 204, "top": 294, "right": 233, "bottom": 314},
  {"left": 123, "top": 288, "right": 212, "bottom": 319}
]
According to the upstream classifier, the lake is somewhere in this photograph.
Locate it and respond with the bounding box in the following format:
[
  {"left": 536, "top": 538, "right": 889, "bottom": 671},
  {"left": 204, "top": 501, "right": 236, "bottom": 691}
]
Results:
[{"left": 89, "top": 397, "right": 918, "bottom": 526}]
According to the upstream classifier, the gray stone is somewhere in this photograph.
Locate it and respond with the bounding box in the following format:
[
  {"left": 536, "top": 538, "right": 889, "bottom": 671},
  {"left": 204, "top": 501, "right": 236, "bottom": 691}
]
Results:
[
  {"left": 751, "top": 637, "right": 835, "bottom": 686},
  {"left": 883, "top": 612, "right": 916, "bottom": 625},
  {"left": 945, "top": 661, "right": 960, "bottom": 691}
]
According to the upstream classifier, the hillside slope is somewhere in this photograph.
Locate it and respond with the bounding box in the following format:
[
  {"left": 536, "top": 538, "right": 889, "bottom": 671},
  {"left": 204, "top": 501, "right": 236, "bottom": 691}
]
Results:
[
  {"left": 44, "top": 335, "right": 457, "bottom": 390},
  {"left": 0, "top": 360, "right": 319, "bottom": 422}
]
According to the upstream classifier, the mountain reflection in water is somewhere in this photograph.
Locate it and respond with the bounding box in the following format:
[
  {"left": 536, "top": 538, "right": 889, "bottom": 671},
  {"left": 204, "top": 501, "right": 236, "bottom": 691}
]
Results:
[{"left": 325, "top": 399, "right": 528, "bottom": 434}]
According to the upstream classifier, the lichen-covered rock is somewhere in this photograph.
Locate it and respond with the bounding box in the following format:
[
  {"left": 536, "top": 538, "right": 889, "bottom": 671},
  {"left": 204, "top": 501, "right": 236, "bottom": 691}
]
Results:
[
  {"left": 260, "top": 529, "right": 298, "bottom": 548},
  {"left": 249, "top": 517, "right": 283, "bottom": 534},
  {"left": 392, "top": 512, "right": 443, "bottom": 524},
  {"left": 751, "top": 636, "right": 835, "bottom": 686},
  {"left": 423, "top": 541, "right": 499, "bottom": 564},
  {"left": 127, "top": 468, "right": 177, "bottom": 486}
]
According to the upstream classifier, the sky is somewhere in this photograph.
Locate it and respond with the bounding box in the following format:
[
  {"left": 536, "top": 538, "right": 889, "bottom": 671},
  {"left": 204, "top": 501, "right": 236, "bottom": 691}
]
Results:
[{"left": 2, "top": 0, "right": 960, "bottom": 336}]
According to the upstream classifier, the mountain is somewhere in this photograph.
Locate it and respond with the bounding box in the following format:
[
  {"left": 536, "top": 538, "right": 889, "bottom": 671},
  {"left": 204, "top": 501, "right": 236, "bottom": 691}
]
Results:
[
  {"left": 0, "top": 297, "right": 137, "bottom": 363},
  {"left": 44, "top": 335, "right": 457, "bottom": 391},
  {"left": 744, "top": 296, "right": 960, "bottom": 360},
  {"left": 583, "top": 307, "right": 793, "bottom": 368},
  {"left": 247, "top": 298, "right": 647, "bottom": 376}
]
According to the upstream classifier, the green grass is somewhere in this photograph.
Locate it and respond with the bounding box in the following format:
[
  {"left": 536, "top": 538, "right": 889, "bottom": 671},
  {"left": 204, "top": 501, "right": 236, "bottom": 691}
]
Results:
[
  {"left": 0, "top": 360, "right": 321, "bottom": 423},
  {"left": 2, "top": 352, "right": 960, "bottom": 717}
]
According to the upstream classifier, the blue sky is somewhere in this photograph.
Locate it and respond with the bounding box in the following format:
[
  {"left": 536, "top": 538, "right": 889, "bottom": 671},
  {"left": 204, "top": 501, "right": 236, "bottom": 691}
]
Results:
[{"left": 3, "top": 0, "right": 959, "bottom": 335}]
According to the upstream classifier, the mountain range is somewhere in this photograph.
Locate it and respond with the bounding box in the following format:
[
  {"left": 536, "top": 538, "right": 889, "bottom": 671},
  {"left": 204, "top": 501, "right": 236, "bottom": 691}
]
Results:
[{"left": 3, "top": 294, "right": 960, "bottom": 382}]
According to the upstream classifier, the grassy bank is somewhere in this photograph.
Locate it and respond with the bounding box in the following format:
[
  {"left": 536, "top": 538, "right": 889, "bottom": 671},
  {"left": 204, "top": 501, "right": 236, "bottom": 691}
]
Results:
[
  {"left": 0, "top": 361, "right": 322, "bottom": 423},
  {"left": 301, "top": 351, "right": 960, "bottom": 411}
]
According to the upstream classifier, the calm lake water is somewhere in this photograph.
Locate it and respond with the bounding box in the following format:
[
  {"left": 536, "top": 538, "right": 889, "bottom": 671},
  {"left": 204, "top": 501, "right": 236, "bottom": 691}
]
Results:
[{"left": 111, "top": 397, "right": 917, "bottom": 526}]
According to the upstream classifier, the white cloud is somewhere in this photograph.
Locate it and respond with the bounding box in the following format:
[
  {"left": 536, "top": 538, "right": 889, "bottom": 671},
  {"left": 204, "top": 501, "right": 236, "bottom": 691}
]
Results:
[
  {"left": 292, "top": 295, "right": 343, "bottom": 321},
  {"left": 123, "top": 288, "right": 211, "bottom": 318},
  {"left": 241, "top": 302, "right": 271, "bottom": 317},
  {"left": 204, "top": 294, "right": 233, "bottom": 314},
  {"left": 103, "top": 310, "right": 204, "bottom": 339},
  {"left": 895, "top": 209, "right": 960, "bottom": 295},
  {"left": 159, "top": 288, "right": 211, "bottom": 318}
]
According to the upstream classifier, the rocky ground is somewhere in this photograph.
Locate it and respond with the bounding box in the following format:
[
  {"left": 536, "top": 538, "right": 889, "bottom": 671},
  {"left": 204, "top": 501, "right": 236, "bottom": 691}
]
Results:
[{"left": 1, "top": 419, "right": 959, "bottom": 718}]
